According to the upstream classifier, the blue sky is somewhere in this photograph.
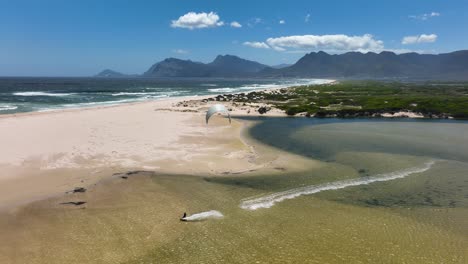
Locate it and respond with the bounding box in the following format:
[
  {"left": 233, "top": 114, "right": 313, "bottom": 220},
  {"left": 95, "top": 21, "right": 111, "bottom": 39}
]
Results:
[{"left": 1, "top": 0, "right": 467, "bottom": 76}]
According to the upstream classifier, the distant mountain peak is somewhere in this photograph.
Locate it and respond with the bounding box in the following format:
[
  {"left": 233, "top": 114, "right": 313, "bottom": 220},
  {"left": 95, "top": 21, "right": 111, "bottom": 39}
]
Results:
[
  {"left": 144, "top": 54, "right": 268, "bottom": 77},
  {"left": 95, "top": 69, "right": 126, "bottom": 77}
]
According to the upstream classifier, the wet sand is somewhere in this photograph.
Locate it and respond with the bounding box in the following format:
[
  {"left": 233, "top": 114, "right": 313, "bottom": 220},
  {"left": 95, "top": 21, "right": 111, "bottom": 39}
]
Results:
[{"left": 1, "top": 158, "right": 466, "bottom": 264}]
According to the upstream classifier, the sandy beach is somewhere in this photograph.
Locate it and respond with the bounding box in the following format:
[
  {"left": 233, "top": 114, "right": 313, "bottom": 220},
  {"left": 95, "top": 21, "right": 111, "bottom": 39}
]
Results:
[{"left": 0, "top": 94, "right": 316, "bottom": 211}]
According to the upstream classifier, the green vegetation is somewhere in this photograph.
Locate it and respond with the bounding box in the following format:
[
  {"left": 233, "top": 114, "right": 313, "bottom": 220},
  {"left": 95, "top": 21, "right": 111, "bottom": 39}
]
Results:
[{"left": 234, "top": 81, "right": 468, "bottom": 118}]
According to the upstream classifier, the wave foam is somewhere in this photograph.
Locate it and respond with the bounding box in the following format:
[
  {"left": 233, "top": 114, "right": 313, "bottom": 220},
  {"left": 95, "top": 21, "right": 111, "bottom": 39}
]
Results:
[
  {"left": 111, "top": 92, "right": 155, "bottom": 96},
  {"left": 0, "top": 104, "right": 18, "bottom": 111},
  {"left": 208, "top": 87, "right": 238, "bottom": 93},
  {"left": 240, "top": 160, "right": 436, "bottom": 210},
  {"left": 182, "top": 210, "right": 224, "bottom": 221},
  {"left": 208, "top": 79, "right": 334, "bottom": 94},
  {"left": 13, "top": 92, "right": 74, "bottom": 97}
]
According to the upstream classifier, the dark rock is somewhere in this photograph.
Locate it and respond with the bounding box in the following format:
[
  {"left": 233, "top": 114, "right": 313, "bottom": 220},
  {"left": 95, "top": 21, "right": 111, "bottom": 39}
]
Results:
[
  {"left": 113, "top": 170, "right": 155, "bottom": 180},
  {"left": 61, "top": 201, "right": 87, "bottom": 206},
  {"left": 72, "top": 187, "right": 86, "bottom": 193},
  {"left": 258, "top": 106, "right": 271, "bottom": 114}
]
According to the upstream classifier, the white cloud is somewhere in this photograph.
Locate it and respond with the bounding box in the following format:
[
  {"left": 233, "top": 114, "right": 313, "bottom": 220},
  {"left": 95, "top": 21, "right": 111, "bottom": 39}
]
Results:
[
  {"left": 171, "top": 12, "right": 224, "bottom": 29},
  {"left": 409, "top": 12, "right": 440, "bottom": 21},
  {"left": 402, "top": 34, "right": 437, "bottom": 44},
  {"left": 252, "top": 34, "right": 385, "bottom": 53},
  {"left": 172, "top": 49, "right": 189, "bottom": 54},
  {"left": 305, "top": 14, "right": 311, "bottom": 23},
  {"left": 230, "top": 21, "right": 242, "bottom": 28},
  {"left": 279, "top": 20, "right": 285, "bottom": 24},
  {"left": 243, "top": 41, "right": 270, "bottom": 49}
]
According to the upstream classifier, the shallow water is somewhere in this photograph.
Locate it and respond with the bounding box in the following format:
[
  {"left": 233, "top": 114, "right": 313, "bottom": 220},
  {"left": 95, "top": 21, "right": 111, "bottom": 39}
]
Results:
[{"left": 1, "top": 118, "right": 467, "bottom": 263}]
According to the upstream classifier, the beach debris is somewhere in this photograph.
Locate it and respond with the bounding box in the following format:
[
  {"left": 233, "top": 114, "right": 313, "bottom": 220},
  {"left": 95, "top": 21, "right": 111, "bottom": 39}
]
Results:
[
  {"left": 206, "top": 104, "right": 231, "bottom": 124},
  {"left": 60, "top": 201, "right": 87, "bottom": 206}
]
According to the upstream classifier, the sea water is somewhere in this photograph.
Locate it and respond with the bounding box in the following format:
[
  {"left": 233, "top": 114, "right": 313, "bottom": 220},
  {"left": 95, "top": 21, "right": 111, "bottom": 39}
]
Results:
[{"left": 0, "top": 77, "right": 332, "bottom": 114}]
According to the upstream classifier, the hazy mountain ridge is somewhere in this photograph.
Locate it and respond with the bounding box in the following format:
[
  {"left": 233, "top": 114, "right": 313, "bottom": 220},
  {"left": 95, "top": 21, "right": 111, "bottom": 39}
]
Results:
[
  {"left": 143, "top": 55, "right": 269, "bottom": 77},
  {"left": 95, "top": 69, "right": 128, "bottom": 77},
  {"left": 96, "top": 50, "right": 468, "bottom": 80},
  {"left": 261, "top": 50, "right": 468, "bottom": 79}
]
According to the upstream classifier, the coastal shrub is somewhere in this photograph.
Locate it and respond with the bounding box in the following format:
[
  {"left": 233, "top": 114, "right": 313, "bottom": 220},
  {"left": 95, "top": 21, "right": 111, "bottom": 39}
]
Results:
[{"left": 256, "top": 80, "right": 468, "bottom": 119}]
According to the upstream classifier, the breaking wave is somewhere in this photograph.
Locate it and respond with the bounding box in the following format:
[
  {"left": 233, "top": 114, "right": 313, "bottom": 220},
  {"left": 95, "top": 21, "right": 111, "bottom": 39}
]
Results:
[
  {"left": 208, "top": 87, "right": 238, "bottom": 93},
  {"left": 0, "top": 104, "right": 18, "bottom": 111},
  {"left": 13, "top": 91, "right": 75, "bottom": 97},
  {"left": 240, "top": 160, "right": 436, "bottom": 210},
  {"left": 111, "top": 90, "right": 188, "bottom": 97},
  {"left": 111, "top": 92, "right": 155, "bottom": 96},
  {"left": 182, "top": 210, "right": 224, "bottom": 221},
  {"left": 208, "top": 79, "right": 334, "bottom": 94}
]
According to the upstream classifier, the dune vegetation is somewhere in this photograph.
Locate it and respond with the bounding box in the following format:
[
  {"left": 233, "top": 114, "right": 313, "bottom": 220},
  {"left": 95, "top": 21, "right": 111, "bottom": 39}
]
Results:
[{"left": 232, "top": 81, "right": 468, "bottom": 118}]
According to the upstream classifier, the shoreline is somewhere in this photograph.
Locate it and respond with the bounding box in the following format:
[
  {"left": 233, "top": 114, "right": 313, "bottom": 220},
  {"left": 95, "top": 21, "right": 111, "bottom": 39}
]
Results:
[
  {"left": 0, "top": 78, "right": 335, "bottom": 119},
  {"left": 2, "top": 79, "right": 450, "bottom": 120},
  {"left": 0, "top": 88, "right": 320, "bottom": 211}
]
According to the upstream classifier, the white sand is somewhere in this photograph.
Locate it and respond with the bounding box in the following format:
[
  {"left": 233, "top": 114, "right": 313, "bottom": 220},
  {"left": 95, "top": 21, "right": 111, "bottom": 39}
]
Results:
[
  {"left": 0, "top": 95, "right": 318, "bottom": 209},
  {"left": 0, "top": 97, "right": 206, "bottom": 169},
  {"left": 381, "top": 111, "right": 424, "bottom": 118}
]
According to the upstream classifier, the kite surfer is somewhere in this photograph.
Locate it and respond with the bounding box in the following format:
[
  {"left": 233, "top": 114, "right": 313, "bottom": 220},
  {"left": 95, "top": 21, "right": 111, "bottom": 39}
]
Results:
[{"left": 180, "top": 212, "right": 187, "bottom": 221}]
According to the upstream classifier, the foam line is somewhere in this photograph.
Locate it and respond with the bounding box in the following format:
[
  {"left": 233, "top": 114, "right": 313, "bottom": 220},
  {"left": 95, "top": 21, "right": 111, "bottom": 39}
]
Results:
[
  {"left": 182, "top": 210, "right": 224, "bottom": 221},
  {"left": 240, "top": 160, "right": 436, "bottom": 210},
  {"left": 0, "top": 104, "right": 18, "bottom": 111},
  {"left": 13, "top": 92, "right": 74, "bottom": 97}
]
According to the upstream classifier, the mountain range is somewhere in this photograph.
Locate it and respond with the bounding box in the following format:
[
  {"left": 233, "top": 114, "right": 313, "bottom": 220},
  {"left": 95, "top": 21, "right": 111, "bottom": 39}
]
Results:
[
  {"left": 96, "top": 50, "right": 468, "bottom": 80},
  {"left": 143, "top": 55, "right": 268, "bottom": 77}
]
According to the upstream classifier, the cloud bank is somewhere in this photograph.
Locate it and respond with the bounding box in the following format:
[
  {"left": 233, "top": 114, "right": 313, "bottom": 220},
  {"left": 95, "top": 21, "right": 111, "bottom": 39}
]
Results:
[
  {"left": 171, "top": 12, "right": 224, "bottom": 29},
  {"left": 243, "top": 41, "right": 270, "bottom": 49},
  {"left": 245, "top": 34, "right": 384, "bottom": 52},
  {"left": 402, "top": 34, "right": 437, "bottom": 44}
]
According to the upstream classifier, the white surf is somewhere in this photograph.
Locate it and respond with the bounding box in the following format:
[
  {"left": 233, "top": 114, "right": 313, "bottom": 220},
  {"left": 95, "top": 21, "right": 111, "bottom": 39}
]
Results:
[
  {"left": 182, "top": 210, "right": 224, "bottom": 221},
  {"left": 240, "top": 160, "right": 436, "bottom": 211}
]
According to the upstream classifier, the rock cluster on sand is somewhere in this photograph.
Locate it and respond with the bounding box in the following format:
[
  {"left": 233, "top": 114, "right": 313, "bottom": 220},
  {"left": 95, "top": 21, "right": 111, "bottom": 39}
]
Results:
[{"left": 168, "top": 90, "right": 281, "bottom": 117}]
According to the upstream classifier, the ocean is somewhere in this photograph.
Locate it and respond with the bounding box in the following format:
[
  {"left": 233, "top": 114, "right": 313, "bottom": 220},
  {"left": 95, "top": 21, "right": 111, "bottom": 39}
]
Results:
[{"left": 0, "top": 77, "right": 331, "bottom": 114}]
